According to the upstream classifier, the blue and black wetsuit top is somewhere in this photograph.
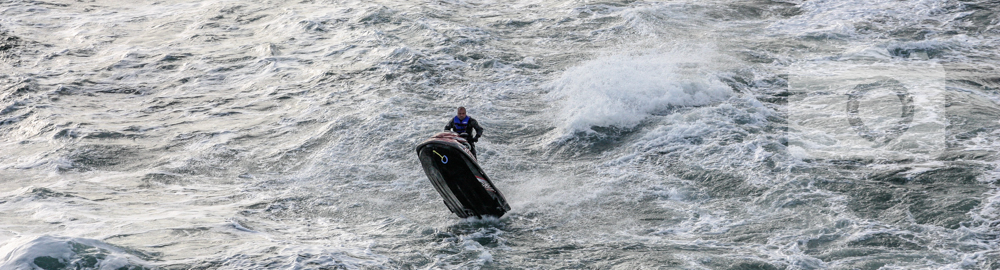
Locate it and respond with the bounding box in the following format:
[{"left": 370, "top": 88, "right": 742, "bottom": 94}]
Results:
[
  {"left": 452, "top": 116, "right": 470, "bottom": 134},
  {"left": 445, "top": 116, "right": 482, "bottom": 141}
]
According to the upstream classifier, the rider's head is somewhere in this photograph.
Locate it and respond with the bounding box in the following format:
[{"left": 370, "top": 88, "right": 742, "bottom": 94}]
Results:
[{"left": 457, "top": 107, "right": 467, "bottom": 119}]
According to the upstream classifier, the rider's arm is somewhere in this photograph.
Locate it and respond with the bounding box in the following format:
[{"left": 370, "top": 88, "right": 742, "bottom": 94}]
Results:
[{"left": 472, "top": 119, "right": 483, "bottom": 140}]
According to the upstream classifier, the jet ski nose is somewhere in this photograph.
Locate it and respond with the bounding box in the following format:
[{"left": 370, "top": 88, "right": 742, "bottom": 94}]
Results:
[{"left": 416, "top": 134, "right": 510, "bottom": 218}]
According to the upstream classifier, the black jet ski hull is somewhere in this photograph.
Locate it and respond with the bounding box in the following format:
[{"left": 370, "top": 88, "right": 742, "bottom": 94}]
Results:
[{"left": 416, "top": 133, "right": 510, "bottom": 218}]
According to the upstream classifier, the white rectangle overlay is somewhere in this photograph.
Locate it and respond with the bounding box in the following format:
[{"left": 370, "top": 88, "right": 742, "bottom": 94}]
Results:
[{"left": 787, "top": 62, "right": 946, "bottom": 160}]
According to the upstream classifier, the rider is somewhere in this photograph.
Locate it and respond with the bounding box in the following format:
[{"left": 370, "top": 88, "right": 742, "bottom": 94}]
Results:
[{"left": 444, "top": 106, "right": 483, "bottom": 157}]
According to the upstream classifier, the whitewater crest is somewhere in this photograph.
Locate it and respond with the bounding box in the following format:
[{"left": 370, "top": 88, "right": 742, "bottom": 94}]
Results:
[
  {"left": 0, "top": 235, "right": 153, "bottom": 270},
  {"left": 548, "top": 51, "right": 733, "bottom": 135}
]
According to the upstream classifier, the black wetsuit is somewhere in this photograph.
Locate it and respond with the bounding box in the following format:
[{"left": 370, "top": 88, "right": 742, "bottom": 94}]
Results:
[{"left": 445, "top": 116, "right": 483, "bottom": 157}]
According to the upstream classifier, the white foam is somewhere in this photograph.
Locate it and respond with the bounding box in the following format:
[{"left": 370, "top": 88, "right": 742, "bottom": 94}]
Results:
[
  {"left": 0, "top": 235, "right": 150, "bottom": 270},
  {"left": 769, "top": 0, "right": 951, "bottom": 39},
  {"left": 610, "top": 97, "right": 776, "bottom": 178},
  {"left": 547, "top": 51, "right": 732, "bottom": 135}
]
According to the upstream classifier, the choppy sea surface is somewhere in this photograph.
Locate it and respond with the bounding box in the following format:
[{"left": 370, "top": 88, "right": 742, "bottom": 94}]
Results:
[{"left": 2, "top": 0, "right": 1000, "bottom": 269}]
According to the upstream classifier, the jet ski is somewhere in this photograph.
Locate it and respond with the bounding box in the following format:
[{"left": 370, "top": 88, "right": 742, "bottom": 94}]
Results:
[{"left": 415, "top": 132, "right": 511, "bottom": 218}]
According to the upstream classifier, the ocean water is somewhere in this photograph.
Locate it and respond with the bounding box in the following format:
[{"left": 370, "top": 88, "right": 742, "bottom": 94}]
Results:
[{"left": 2, "top": 0, "right": 999, "bottom": 269}]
